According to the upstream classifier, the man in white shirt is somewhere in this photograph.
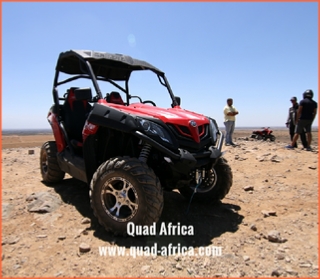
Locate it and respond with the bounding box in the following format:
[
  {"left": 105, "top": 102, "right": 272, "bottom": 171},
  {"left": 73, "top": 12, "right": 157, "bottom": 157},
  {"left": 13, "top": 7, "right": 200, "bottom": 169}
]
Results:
[{"left": 223, "top": 98, "right": 239, "bottom": 146}]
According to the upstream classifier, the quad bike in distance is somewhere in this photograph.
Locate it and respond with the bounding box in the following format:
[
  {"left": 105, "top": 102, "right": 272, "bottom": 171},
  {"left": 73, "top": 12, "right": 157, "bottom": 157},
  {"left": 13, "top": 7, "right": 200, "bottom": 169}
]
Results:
[
  {"left": 40, "top": 49, "right": 233, "bottom": 235},
  {"left": 250, "top": 127, "right": 276, "bottom": 141}
]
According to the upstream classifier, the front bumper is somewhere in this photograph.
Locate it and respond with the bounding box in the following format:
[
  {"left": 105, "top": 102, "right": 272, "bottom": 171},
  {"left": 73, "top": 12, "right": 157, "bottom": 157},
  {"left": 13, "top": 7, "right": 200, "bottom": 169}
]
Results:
[{"left": 134, "top": 130, "right": 224, "bottom": 174}]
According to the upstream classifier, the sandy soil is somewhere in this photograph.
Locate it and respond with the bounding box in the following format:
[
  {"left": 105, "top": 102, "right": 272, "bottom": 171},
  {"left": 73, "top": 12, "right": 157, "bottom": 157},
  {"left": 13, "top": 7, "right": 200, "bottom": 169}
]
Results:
[{"left": 1, "top": 129, "right": 319, "bottom": 277}]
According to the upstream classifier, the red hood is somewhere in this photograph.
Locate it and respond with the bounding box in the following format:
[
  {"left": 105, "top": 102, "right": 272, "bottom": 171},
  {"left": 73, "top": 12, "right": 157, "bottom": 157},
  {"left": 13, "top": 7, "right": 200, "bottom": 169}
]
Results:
[
  {"left": 98, "top": 100, "right": 209, "bottom": 143},
  {"left": 106, "top": 101, "right": 209, "bottom": 124}
]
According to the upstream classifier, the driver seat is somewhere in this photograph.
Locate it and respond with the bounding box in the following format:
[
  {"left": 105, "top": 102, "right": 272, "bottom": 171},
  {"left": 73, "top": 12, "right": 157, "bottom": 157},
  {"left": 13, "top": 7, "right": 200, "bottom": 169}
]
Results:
[
  {"left": 62, "top": 87, "right": 92, "bottom": 149},
  {"left": 107, "top": 91, "right": 125, "bottom": 105}
]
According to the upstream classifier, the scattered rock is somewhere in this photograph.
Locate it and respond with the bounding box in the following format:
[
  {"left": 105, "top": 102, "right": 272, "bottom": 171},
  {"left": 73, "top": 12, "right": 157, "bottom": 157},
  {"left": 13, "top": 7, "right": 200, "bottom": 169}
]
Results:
[
  {"left": 74, "top": 228, "right": 87, "bottom": 239},
  {"left": 308, "top": 166, "right": 317, "bottom": 170},
  {"left": 270, "top": 155, "right": 282, "bottom": 162},
  {"left": 187, "top": 268, "right": 193, "bottom": 275},
  {"left": 254, "top": 234, "right": 261, "bottom": 240},
  {"left": 81, "top": 217, "right": 91, "bottom": 224},
  {"left": 141, "top": 265, "right": 150, "bottom": 273},
  {"left": 257, "top": 156, "right": 266, "bottom": 162},
  {"left": 262, "top": 210, "right": 270, "bottom": 217},
  {"left": 58, "top": 236, "right": 66, "bottom": 240},
  {"left": 285, "top": 268, "right": 298, "bottom": 276},
  {"left": 271, "top": 268, "right": 283, "bottom": 277},
  {"left": 238, "top": 137, "right": 249, "bottom": 141},
  {"left": 26, "top": 192, "right": 62, "bottom": 213},
  {"left": 36, "top": 235, "right": 47, "bottom": 238},
  {"left": 275, "top": 253, "right": 285, "bottom": 260},
  {"left": 6, "top": 236, "right": 20, "bottom": 245},
  {"left": 267, "top": 230, "right": 286, "bottom": 243},
  {"left": 250, "top": 224, "right": 257, "bottom": 231},
  {"left": 268, "top": 210, "right": 277, "bottom": 216},
  {"left": 299, "top": 262, "right": 312, "bottom": 268},
  {"left": 2, "top": 203, "right": 15, "bottom": 220},
  {"left": 175, "top": 263, "right": 183, "bottom": 270},
  {"left": 79, "top": 243, "right": 91, "bottom": 253},
  {"left": 28, "top": 149, "right": 34, "bottom": 155},
  {"left": 235, "top": 155, "right": 247, "bottom": 161},
  {"left": 262, "top": 210, "right": 277, "bottom": 217},
  {"left": 244, "top": 185, "right": 254, "bottom": 191}
]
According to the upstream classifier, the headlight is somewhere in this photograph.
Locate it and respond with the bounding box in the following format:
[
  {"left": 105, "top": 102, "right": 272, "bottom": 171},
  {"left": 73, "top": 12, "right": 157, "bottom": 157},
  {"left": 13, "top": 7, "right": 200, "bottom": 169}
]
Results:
[
  {"left": 137, "top": 118, "right": 173, "bottom": 144},
  {"left": 209, "top": 118, "right": 219, "bottom": 144}
]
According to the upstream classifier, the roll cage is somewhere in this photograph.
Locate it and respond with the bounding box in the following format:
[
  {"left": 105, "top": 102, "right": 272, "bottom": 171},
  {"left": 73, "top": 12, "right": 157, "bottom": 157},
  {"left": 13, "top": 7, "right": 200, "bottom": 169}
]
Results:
[{"left": 52, "top": 50, "right": 179, "bottom": 109}]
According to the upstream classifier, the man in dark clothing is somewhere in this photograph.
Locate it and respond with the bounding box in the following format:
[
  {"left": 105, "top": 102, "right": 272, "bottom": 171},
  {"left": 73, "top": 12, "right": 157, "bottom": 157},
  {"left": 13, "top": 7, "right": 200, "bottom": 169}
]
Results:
[
  {"left": 286, "top": 89, "right": 318, "bottom": 151},
  {"left": 286, "top": 97, "right": 308, "bottom": 148}
]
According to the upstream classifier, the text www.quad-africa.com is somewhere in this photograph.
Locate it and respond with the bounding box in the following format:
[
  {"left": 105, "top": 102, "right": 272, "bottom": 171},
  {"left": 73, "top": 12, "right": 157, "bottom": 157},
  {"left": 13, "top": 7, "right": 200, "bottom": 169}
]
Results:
[{"left": 99, "top": 243, "right": 222, "bottom": 258}]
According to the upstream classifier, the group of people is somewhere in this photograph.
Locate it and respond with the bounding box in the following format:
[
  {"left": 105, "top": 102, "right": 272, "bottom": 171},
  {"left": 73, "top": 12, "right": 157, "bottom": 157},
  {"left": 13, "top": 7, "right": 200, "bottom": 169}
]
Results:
[
  {"left": 223, "top": 89, "right": 317, "bottom": 150},
  {"left": 285, "top": 89, "right": 317, "bottom": 151}
]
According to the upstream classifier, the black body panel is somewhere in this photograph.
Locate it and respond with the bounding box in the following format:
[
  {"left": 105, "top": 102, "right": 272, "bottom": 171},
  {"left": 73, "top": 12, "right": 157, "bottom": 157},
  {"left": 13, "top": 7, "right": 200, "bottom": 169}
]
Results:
[
  {"left": 88, "top": 104, "right": 138, "bottom": 132},
  {"left": 57, "top": 150, "right": 87, "bottom": 183}
]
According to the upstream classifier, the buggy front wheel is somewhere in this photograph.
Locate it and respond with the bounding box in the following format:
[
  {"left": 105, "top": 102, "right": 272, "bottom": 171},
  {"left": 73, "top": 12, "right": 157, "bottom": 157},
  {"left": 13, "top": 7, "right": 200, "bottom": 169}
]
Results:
[
  {"left": 90, "top": 157, "right": 163, "bottom": 235},
  {"left": 178, "top": 157, "right": 233, "bottom": 203}
]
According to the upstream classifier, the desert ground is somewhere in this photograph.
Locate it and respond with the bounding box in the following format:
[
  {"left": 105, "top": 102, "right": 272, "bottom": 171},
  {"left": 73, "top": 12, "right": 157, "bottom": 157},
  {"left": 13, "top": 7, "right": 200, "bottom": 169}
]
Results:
[{"left": 1, "top": 128, "right": 319, "bottom": 277}]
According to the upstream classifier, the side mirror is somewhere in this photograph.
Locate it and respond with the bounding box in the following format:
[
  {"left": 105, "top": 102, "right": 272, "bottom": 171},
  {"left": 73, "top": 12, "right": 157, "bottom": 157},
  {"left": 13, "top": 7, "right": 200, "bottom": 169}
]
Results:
[
  {"left": 74, "top": 87, "right": 92, "bottom": 101},
  {"left": 174, "top": 96, "right": 181, "bottom": 106}
]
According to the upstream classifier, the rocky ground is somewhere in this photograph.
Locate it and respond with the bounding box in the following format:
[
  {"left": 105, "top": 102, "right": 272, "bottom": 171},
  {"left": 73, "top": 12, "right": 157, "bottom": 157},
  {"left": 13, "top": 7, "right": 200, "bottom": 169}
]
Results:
[{"left": 1, "top": 130, "right": 319, "bottom": 277}]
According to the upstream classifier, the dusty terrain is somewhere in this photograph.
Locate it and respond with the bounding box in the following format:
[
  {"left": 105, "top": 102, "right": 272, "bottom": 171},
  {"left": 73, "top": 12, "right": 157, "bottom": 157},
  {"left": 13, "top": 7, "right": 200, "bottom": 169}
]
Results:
[{"left": 1, "top": 129, "right": 319, "bottom": 277}]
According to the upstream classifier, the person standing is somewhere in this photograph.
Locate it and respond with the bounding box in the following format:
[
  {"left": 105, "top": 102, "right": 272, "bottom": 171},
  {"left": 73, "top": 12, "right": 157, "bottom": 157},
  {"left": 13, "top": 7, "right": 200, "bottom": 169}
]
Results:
[
  {"left": 286, "top": 89, "right": 317, "bottom": 151},
  {"left": 286, "top": 97, "right": 308, "bottom": 148},
  {"left": 223, "top": 98, "right": 239, "bottom": 146}
]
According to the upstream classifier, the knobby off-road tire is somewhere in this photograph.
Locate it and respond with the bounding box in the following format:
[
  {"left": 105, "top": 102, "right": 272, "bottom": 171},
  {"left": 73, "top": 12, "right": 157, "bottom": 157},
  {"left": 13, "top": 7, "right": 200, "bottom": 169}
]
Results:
[
  {"left": 269, "top": 135, "right": 276, "bottom": 141},
  {"left": 90, "top": 157, "right": 164, "bottom": 235},
  {"left": 179, "top": 157, "right": 233, "bottom": 203},
  {"left": 40, "top": 141, "right": 65, "bottom": 184}
]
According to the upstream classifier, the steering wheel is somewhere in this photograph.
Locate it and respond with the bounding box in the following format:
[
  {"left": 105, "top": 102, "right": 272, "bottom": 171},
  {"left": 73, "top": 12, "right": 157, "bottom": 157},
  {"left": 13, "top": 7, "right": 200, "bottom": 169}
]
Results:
[{"left": 142, "top": 100, "right": 156, "bottom": 106}]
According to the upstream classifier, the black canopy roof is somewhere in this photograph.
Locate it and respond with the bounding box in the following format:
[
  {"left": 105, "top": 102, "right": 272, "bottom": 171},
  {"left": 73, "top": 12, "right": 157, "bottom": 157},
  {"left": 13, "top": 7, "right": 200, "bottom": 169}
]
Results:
[{"left": 56, "top": 50, "right": 164, "bottom": 81}]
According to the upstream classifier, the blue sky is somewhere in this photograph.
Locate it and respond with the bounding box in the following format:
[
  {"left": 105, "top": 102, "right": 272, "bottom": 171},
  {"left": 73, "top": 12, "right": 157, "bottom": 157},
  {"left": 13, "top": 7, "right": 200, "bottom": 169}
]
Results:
[{"left": 2, "top": 2, "right": 318, "bottom": 129}]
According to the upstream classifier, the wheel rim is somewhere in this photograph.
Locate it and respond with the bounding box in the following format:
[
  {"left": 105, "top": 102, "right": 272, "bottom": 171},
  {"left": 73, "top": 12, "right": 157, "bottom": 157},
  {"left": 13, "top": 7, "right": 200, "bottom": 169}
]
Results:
[
  {"left": 41, "top": 150, "right": 48, "bottom": 175},
  {"left": 189, "top": 168, "right": 217, "bottom": 193},
  {"left": 101, "top": 177, "right": 139, "bottom": 222}
]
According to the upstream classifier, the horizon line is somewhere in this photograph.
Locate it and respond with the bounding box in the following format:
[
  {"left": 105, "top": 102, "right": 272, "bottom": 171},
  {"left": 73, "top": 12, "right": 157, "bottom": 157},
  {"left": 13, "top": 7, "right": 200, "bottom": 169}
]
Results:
[{"left": 2, "top": 125, "right": 319, "bottom": 131}]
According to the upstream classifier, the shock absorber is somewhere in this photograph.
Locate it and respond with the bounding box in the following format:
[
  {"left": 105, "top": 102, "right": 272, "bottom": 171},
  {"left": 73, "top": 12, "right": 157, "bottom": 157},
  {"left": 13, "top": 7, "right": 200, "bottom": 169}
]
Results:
[
  {"left": 195, "top": 169, "right": 204, "bottom": 185},
  {"left": 202, "top": 168, "right": 206, "bottom": 180},
  {"left": 139, "top": 143, "right": 152, "bottom": 163}
]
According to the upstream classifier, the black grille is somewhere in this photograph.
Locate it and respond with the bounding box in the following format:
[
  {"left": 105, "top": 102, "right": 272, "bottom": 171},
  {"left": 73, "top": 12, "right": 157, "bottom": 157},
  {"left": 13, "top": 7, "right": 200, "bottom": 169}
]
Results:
[{"left": 167, "top": 124, "right": 211, "bottom": 151}]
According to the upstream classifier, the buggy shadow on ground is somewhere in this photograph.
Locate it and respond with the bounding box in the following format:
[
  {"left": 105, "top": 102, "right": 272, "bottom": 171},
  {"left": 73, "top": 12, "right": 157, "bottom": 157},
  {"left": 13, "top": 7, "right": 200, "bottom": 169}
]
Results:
[{"left": 44, "top": 178, "right": 243, "bottom": 250}]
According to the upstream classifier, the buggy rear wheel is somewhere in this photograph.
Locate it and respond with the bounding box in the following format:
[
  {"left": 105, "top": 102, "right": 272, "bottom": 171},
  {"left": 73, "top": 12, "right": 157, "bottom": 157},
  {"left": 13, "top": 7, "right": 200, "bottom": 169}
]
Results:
[
  {"left": 178, "top": 157, "right": 233, "bottom": 203},
  {"left": 90, "top": 157, "right": 163, "bottom": 235},
  {"left": 40, "top": 141, "right": 65, "bottom": 184}
]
